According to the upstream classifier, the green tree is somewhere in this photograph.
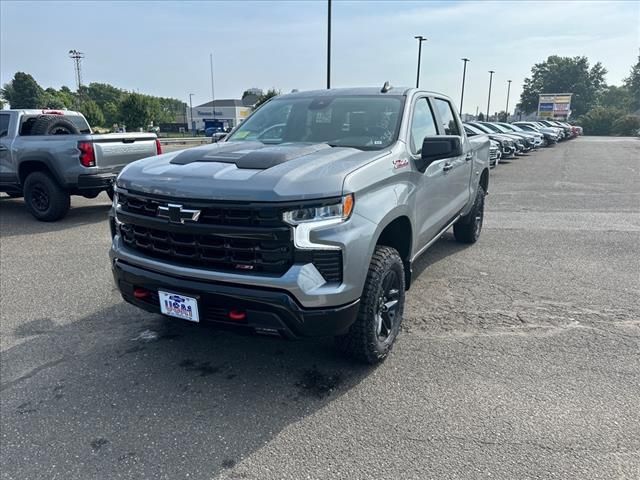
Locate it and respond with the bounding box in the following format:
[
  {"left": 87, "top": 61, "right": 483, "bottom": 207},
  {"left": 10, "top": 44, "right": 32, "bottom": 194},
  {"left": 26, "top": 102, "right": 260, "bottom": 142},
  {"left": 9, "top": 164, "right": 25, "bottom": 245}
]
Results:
[
  {"left": 611, "top": 114, "right": 640, "bottom": 136},
  {"left": 0, "top": 72, "right": 44, "bottom": 108},
  {"left": 624, "top": 55, "right": 640, "bottom": 112},
  {"left": 597, "top": 85, "right": 631, "bottom": 112},
  {"left": 82, "top": 82, "right": 125, "bottom": 107},
  {"left": 519, "top": 56, "right": 607, "bottom": 117},
  {"left": 254, "top": 88, "right": 280, "bottom": 109},
  {"left": 102, "top": 101, "right": 120, "bottom": 127},
  {"left": 120, "top": 93, "right": 151, "bottom": 129},
  {"left": 477, "top": 112, "right": 485, "bottom": 121},
  {"left": 577, "top": 107, "right": 624, "bottom": 136},
  {"left": 40, "top": 88, "right": 67, "bottom": 109},
  {"left": 79, "top": 99, "right": 105, "bottom": 127}
]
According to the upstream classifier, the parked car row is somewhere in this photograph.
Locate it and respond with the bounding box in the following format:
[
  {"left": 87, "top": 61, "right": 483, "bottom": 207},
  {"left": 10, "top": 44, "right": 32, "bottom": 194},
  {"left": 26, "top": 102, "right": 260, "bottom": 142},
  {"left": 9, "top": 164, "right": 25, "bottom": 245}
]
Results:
[{"left": 463, "top": 119, "right": 581, "bottom": 168}]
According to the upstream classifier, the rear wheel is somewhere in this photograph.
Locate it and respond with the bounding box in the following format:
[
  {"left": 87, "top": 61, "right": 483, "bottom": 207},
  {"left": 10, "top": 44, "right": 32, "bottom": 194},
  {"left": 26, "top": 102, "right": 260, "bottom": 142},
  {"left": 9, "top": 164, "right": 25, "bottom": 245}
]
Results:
[
  {"left": 336, "top": 246, "right": 405, "bottom": 364},
  {"left": 23, "top": 171, "right": 70, "bottom": 221},
  {"left": 453, "top": 185, "right": 485, "bottom": 244}
]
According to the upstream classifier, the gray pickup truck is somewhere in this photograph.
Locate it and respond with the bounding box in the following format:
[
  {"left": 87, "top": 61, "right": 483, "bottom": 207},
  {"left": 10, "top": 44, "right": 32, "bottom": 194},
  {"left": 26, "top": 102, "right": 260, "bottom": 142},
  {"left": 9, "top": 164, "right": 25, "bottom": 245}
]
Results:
[
  {"left": 110, "top": 86, "right": 489, "bottom": 363},
  {"left": 0, "top": 109, "right": 160, "bottom": 221}
]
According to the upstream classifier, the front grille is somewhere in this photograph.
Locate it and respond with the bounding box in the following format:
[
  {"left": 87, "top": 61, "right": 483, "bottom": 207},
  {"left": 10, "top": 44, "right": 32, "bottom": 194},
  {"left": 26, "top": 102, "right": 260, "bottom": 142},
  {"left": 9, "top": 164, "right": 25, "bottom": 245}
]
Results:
[
  {"left": 117, "top": 191, "right": 344, "bottom": 282},
  {"left": 120, "top": 223, "right": 293, "bottom": 275},
  {"left": 489, "top": 148, "right": 499, "bottom": 160},
  {"left": 120, "top": 192, "right": 283, "bottom": 227}
]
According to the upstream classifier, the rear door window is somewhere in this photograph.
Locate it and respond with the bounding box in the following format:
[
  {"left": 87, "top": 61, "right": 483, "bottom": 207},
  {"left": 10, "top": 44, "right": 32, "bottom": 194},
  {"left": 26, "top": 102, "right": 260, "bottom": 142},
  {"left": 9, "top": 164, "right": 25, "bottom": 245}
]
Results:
[{"left": 0, "top": 114, "right": 10, "bottom": 137}]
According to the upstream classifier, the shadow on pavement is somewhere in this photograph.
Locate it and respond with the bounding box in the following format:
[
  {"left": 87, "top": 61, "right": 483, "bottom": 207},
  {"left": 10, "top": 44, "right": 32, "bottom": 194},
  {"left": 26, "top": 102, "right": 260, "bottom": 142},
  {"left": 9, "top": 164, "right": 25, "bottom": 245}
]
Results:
[
  {"left": 411, "top": 231, "right": 469, "bottom": 281},
  {"left": 1, "top": 301, "right": 372, "bottom": 479},
  {"left": 0, "top": 194, "right": 111, "bottom": 238}
]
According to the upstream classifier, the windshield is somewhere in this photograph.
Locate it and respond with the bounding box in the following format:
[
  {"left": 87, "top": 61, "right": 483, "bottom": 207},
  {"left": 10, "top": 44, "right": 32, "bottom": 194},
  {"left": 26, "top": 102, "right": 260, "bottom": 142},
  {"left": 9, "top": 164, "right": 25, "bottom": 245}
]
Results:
[
  {"left": 470, "top": 123, "right": 495, "bottom": 134},
  {"left": 500, "top": 123, "right": 522, "bottom": 132},
  {"left": 486, "top": 123, "right": 511, "bottom": 133},
  {"left": 227, "top": 95, "right": 403, "bottom": 150},
  {"left": 479, "top": 122, "right": 507, "bottom": 133},
  {"left": 464, "top": 123, "right": 486, "bottom": 135}
]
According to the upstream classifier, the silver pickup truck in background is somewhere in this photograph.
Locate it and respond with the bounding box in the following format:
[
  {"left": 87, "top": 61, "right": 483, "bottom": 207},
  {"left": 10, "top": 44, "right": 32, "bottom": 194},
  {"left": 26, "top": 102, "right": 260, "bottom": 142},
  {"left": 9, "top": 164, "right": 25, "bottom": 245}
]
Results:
[{"left": 0, "top": 109, "right": 160, "bottom": 221}]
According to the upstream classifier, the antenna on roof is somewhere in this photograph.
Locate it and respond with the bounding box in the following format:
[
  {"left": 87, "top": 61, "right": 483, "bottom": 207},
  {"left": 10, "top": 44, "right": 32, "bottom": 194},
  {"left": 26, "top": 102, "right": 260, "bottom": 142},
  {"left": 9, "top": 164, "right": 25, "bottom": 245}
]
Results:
[{"left": 381, "top": 81, "right": 392, "bottom": 93}]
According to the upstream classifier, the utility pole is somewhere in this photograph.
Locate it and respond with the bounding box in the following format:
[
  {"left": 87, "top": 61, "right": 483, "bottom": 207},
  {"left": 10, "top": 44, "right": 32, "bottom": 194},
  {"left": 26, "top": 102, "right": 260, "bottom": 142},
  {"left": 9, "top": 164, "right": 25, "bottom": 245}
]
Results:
[
  {"left": 486, "top": 70, "right": 495, "bottom": 121},
  {"left": 210, "top": 53, "right": 216, "bottom": 124},
  {"left": 327, "top": 0, "right": 331, "bottom": 89},
  {"left": 189, "top": 93, "right": 195, "bottom": 136},
  {"left": 459, "top": 58, "right": 470, "bottom": 115},
  {"left": 414, "top": 36, "right": 427, "bottom": 88},
  {"left": 68, "top": 49, "right": 84, "bottom": 92},
  {"left": 505, "top": 79, "right": 512, "bottom": 122}
]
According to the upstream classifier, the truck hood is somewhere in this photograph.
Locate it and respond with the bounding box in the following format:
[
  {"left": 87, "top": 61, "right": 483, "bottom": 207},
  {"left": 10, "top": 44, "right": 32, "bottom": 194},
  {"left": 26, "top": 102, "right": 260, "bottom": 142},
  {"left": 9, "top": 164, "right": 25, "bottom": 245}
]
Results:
[{"left": 117, "top": 141, "right": 388, "bottom": 202}]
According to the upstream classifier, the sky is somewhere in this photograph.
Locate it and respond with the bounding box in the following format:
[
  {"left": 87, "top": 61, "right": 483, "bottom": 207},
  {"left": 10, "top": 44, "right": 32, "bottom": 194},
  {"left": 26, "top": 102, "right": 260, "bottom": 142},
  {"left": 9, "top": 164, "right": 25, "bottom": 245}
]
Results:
[{"left": 1, "top": 0, "right": 639, "bottom": 114}]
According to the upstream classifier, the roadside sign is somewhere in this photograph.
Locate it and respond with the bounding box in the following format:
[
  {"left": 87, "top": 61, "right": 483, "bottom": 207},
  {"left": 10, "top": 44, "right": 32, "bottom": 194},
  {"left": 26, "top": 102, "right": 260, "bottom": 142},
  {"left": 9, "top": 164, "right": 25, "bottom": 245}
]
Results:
[{"left": 537, "top": 93, "right": 573, "bottom": 120}]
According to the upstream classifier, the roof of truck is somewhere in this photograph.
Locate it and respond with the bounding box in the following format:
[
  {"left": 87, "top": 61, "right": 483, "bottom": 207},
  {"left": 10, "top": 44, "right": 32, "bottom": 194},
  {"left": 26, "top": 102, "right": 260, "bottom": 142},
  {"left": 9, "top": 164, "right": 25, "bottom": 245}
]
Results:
[
  {"left": 277, "top": 86, "right": 447, "bottom": 98},
  {"left": 2, "top": 109, "right": 83, "bottom": 116}
]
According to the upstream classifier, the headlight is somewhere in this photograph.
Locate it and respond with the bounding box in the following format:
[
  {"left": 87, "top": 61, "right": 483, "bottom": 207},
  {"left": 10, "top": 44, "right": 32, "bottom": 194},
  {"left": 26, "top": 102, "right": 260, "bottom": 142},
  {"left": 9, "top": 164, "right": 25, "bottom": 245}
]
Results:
[
  {"left": 283, "top": 194, "right": 354, "bottom": 225},
  {"left": 283, "top": 194, "right": 355, "bottom": 250}
]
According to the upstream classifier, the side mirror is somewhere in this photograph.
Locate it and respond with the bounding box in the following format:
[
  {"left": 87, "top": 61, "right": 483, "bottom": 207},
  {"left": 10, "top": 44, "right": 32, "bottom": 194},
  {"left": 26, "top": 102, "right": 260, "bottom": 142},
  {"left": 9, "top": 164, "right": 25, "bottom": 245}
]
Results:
[{"left": 415, "top": 135, "right": 463, "bottom": 172}]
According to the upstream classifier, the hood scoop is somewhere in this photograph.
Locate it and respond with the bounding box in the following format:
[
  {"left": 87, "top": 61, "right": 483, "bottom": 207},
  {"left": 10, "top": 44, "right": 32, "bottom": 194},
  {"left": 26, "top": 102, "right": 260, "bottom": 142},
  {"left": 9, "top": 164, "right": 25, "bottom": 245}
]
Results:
[{"left": 170, "top": 142, "right": 334, "bottom": 170}]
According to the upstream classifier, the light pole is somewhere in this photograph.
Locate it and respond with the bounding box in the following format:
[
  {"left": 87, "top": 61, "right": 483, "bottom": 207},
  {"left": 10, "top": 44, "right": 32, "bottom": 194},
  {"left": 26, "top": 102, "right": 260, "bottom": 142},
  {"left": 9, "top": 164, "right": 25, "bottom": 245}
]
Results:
[
  {"left": 414, "top": 35, "right": 427, "bottom": 88},
  {"left": 459, "top": 58, "right": 470, "bottom": 116},
  {"left": 327, "top": 0, "right": 331, "bottom": 89},
  {"left": 210, "top": 53, "right": 216, "bottom": 124},
  {"left": 189, "top": 93, "right": 195, "bottom": 136},
  {"left": 486, "top": 70, "right": 495, "bottom": 121},
  {"left": 505, "top": 79, "right": 512, "bottom": 122}
]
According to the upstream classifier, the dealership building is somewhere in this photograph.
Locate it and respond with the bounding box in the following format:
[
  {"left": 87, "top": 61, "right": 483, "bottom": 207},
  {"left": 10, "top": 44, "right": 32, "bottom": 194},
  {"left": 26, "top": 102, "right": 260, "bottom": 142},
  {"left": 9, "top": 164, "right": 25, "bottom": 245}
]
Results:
[{"left": 189, "top": 100, "right": 252, "bottom": 131}]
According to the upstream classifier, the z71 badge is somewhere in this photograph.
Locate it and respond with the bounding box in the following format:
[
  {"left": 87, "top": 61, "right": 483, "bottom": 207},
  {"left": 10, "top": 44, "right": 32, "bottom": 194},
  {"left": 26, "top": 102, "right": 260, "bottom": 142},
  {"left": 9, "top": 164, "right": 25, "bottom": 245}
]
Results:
[{"left": 393, "top": 159, "right": 409, "bottom": 169}]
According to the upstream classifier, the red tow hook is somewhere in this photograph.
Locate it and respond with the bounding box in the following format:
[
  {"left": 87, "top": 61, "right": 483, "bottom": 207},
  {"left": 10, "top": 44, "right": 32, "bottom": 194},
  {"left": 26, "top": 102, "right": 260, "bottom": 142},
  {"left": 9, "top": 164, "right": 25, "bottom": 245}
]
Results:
[
  {"left": 133, "top": 287, "right": 151, "bottom": 300},
  {"left": 228, "top": 310, "right": 247, "bottom": 322}
]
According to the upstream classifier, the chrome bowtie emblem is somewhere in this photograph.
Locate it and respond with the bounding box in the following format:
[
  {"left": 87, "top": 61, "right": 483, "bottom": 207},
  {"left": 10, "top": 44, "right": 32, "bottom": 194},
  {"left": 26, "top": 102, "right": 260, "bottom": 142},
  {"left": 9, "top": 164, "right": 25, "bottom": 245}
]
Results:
[{"left": 157, "top": 204, "right": 201, "bottom": 223}]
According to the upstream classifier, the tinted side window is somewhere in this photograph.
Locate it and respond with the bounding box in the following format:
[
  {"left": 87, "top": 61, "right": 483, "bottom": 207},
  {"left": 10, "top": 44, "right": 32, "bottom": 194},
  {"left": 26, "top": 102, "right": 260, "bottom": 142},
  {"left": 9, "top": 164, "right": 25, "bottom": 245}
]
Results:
[
  {"left": 0, "top": 114, "right": 9, "bottom": 136},
  {"left": 433, "top": 98, "right": 460, "bottom": 136},
  {"left": 409, "top": 98, "right": 437, "bottom": 154}
]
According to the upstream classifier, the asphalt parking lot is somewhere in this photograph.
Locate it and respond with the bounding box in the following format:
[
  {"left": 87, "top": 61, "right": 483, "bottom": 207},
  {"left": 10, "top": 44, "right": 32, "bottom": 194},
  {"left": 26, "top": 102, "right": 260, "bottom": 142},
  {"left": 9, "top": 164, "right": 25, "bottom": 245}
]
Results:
[{"left": 1, "top": 137, "right": 639, "bottom": 479}]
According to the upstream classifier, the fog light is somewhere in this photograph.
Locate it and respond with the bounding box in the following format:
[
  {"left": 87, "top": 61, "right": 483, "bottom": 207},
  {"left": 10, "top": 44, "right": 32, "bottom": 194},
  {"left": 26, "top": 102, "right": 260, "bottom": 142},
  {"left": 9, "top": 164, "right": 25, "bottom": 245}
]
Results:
[
  {"left": 133, "top": 287, "right": 150, "bottom": 299},
  {"left": 228, "top": 310, "right": 246, "bottom": 321}
]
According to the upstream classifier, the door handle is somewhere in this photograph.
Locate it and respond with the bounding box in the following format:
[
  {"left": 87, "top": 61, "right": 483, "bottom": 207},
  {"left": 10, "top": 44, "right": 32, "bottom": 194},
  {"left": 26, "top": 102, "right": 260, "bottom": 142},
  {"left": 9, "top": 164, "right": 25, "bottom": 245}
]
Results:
[
  {"left": 442, "top": 163, "right": 453, "bottom": 172},
  {"left": 0, "top": 145, "right": 8, "bottom": 152},
  {"left": 465, "top": 152, "right": 473, "bottom": 161}
]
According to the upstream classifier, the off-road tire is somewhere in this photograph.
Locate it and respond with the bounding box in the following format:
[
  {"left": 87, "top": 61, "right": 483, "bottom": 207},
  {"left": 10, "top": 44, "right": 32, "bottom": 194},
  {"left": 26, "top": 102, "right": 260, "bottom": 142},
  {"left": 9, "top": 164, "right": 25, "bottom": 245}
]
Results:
[
  {"left": 336, "top": 245, "right": 405, "bottom": 364},
  {"left": 30, "top": 115, "right": 80, "bottom": 136},
  {"left": 23, "top": 171, "right": 70, "bottom": 221},
  {"left": 453, "top": 185, "right": 485, "bottom": 244}
]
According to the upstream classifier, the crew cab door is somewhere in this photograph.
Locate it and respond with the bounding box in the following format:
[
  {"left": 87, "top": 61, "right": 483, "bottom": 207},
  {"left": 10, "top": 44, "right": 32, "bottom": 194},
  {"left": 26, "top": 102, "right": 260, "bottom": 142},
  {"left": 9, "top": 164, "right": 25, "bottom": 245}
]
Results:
[
  {"left": 409, "top": 97, "right": 454, "bottom": 246},
  {"left": 0, "top": 113, "right": 16, "bottom": 186},
  {"left": 431, "top": 98, "right": 472, "bottom": 219}
]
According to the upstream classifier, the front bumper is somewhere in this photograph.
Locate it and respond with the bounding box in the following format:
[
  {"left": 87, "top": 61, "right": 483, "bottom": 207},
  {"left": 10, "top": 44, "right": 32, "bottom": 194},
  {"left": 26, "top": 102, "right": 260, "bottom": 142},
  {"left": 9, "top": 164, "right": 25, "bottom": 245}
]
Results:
[{"left": 113, "top": 259, "right": 360, "bottom": 338}]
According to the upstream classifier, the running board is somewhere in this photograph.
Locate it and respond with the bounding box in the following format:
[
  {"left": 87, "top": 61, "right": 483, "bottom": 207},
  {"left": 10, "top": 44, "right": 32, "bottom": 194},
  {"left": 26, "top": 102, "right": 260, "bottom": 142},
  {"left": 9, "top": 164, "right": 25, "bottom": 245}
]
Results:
[{"left": 410, "top": 214, "right": 461, "bottom": 263}]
